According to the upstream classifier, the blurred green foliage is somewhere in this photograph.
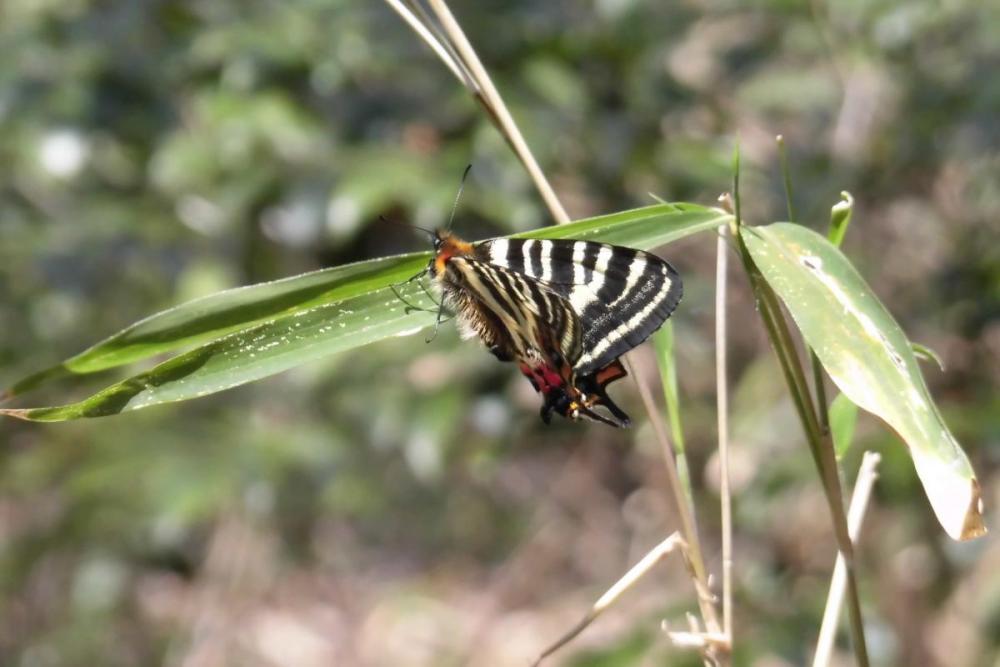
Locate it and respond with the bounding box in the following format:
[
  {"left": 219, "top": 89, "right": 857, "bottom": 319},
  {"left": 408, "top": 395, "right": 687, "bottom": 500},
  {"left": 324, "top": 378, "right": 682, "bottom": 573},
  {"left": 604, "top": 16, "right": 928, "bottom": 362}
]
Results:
[{"left": 1, "top": 1, "right": 997, "bottom": 666}]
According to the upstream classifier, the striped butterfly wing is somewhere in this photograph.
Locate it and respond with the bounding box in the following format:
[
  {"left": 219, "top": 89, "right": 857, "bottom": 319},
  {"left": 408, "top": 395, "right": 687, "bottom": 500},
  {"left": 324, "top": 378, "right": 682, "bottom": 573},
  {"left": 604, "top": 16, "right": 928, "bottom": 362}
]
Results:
[
  {"left": 477, "top": 238, "right": 682, "bottom": 375},
  {"left": 443, "top": 255, "right": 583, "bottom": 372}
]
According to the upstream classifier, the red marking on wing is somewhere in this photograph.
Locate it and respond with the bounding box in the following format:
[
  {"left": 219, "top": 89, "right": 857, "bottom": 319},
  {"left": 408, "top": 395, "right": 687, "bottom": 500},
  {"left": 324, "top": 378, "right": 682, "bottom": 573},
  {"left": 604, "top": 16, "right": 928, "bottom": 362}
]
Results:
[{"left": 519, "top": 361, "right": 566, "bottom": 395}]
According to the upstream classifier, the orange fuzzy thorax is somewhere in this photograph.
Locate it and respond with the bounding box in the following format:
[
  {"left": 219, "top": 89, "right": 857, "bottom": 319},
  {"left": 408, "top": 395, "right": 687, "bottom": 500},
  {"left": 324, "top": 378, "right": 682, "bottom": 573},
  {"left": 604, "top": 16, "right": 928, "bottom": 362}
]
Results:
[{"left": 432, "top": 232, "right": 475, "bottom": 277}]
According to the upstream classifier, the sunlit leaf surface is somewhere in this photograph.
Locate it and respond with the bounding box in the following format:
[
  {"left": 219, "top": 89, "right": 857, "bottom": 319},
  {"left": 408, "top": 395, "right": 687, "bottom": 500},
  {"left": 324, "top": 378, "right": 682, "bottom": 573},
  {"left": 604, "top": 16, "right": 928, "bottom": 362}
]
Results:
[
  {"left": 5, "top": 253, "right": 432, "bottom": 395},
  {"left": 742, "top": 222, "right": 985, "bottom": 540},
  {"left": 2, "top": 204, "right": 729, "bottom": 421}
]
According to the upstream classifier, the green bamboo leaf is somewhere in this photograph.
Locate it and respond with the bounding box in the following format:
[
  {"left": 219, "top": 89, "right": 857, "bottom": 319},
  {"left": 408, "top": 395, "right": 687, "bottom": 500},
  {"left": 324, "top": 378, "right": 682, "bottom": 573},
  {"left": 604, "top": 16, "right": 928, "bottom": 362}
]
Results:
[
  {"left": 4, "top": 253, "right": 431, "bottom": 396},
  {"left": 3, "top": 203, "right": 727, "bottom": 401},
  {"left": 829, "top": 392, "right": 860, "bottom": 460},
  {"left": 1, "top": 203, "right": 730, "bottom": 422},
  {"left": 742, "top": 222, "right": 986, "bottom": 540}
]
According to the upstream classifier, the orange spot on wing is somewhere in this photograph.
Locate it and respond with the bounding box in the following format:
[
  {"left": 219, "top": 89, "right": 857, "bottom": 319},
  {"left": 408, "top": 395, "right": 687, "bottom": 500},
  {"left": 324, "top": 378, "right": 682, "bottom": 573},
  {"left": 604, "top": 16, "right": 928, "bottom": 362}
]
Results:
[{"left": 595, "top": 360, "right": 627, "bottom": 386}]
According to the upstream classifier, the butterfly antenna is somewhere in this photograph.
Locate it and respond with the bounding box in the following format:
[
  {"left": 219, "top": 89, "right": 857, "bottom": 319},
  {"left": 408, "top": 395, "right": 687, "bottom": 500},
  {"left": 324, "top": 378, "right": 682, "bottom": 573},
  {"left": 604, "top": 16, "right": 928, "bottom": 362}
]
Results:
[
  {"left": 446, "top": 164, "right": 473, "bottom": 232},
  {"left": 379, "top": 215, "right": 436, "bottom": 243}
]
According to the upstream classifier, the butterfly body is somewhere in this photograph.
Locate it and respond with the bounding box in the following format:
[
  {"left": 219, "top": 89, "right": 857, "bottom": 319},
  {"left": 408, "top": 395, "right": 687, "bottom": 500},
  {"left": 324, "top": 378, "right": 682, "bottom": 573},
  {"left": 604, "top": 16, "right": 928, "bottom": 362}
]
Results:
[{"left": 428, "top": 230, "right": 682, "bottom": 427}]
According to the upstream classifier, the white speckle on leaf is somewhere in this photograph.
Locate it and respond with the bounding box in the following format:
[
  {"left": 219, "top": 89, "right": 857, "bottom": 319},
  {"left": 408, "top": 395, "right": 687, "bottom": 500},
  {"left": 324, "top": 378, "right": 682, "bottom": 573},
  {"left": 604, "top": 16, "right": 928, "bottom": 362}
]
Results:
[{"left": 394, "top": 326, "right": 425, "bottom": 338}]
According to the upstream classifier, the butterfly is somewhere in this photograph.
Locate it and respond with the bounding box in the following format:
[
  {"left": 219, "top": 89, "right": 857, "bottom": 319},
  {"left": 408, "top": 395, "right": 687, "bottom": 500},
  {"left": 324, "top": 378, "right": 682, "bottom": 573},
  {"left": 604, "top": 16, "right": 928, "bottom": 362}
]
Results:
[{"left": 423, "top": 230, "right": 682, "bottom": 427}]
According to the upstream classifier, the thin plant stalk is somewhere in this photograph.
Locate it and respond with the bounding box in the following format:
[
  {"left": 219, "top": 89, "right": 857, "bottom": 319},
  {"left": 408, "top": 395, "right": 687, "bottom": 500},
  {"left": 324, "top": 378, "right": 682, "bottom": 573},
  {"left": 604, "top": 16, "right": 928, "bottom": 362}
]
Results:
[
  {"left": 774, "top": 141, "right": 868, "bottom": 664},
  {"left": 389, "top": 1, "right": 722, "bottom": 655},
  {"left": 775, "top": 135, "right": 798, "bottom": 223},
  {"left": 387, "top": 0, "right": 569, "bottom": 223},
  {"left": 626, "top": 356, "right": 723, "bottom": 639},
  {"left": 402, "top": 0, "right": 476, "bottom": 88},
  {"left": 734, "top": 236, "right": 869, "bottom": 667},
  {"left": 813, "top": 452, "right": 881, "bottom": 667},
  {"left": 777, "top": 135, "right": 829, "bottom": 432},
  {"left": 425, "top": 0, "right": 570, "bottom": 223},
  {"left": 533, "top": 533, "right": 716, "bottom": 666},
  {"left": 384, "top": 0, "right": 467, "bottom": 84},
  {"left": 716, "top": 228, "right": 733, "bottom": 640},
  {"left": 732, "top": 145, "right": 869, "bottom": 666}
]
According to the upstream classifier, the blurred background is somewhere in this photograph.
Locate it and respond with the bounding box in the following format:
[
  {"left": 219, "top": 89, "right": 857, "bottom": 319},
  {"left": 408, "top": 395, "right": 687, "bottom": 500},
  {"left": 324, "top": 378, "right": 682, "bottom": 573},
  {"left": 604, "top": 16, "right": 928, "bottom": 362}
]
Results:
[{"left": 1, "top": 1, "right": 997, "bottom": 665}]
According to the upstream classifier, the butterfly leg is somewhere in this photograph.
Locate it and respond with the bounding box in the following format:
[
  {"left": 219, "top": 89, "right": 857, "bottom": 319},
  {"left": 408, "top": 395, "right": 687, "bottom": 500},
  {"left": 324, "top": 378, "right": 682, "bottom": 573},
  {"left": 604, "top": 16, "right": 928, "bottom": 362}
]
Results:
[
  {"left": 389, "top": 270, "right": 438, "bottom": 315},
  {"left": 579, "top": 394, "right": 631, "bottom": 428},
  {"left": 570, "top": 401, "right": 626, "bottom": 428},
  {"left": 539, "top": 401, "right": 555, "bottom": 424}
]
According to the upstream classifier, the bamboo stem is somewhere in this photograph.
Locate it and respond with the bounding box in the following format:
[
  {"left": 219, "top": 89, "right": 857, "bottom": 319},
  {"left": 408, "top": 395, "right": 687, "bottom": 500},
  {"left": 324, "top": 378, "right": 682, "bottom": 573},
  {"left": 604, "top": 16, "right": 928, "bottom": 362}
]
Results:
[
  {"left": 384, "top": 0, "right": 466, "bottom": 84},
  {"left": 425, "top": 0, "right": 570, "bottom": 224},
  {"left": 626, "top": 356, "right": 722, "bottom": 640},
  {"left": 733, "top": 229, "right": 870, "bottom": 667},
  {"left": 533, "top": 533, "right": 693, "bottom": 666},
  {"left": 388, "top": 3, "right": 722, "bottom": 659},
  {"left": 813, "top": 452, "right": 881, "bottom": 667},
  {"left": 736, "top": 140, "right": 866, "bottom": 665},
  {"left": 716, "top": 229, "right": 733, "bottom": 641}
]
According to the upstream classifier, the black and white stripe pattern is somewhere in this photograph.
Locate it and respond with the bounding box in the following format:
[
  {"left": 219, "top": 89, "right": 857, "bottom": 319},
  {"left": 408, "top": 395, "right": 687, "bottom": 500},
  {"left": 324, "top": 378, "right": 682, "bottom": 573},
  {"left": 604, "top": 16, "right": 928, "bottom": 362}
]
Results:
[
  {"left": 476, "top": 238, "right": 682, "bottom": 375},
  {"left": 443, "top": 255, "right": 582, "bottom": 366}
]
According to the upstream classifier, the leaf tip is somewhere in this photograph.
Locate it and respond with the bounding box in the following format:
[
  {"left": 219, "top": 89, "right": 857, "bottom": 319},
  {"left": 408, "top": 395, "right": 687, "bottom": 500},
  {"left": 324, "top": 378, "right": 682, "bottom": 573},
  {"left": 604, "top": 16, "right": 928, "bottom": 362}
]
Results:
[
  {"left": 0, "top": 408, "right": 32, "bottom": 421},
  {"left": 959, "top": 478, "right": 988, "bottom": 540},
  {"left": 909, "top": 439, "right": 986, "bottom": 541}
]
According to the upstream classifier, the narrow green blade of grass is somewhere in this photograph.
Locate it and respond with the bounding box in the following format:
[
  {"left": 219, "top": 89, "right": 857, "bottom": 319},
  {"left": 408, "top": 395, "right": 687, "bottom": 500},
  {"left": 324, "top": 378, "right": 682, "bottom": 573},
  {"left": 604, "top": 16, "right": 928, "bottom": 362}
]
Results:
[
  {"left": 742, "top": 222, "right": 986, "bottom": 540},
  {"left": 651, "top": 322, "right": 693, "bottom": 505},
  {"left": 1, "top": 203, "right": 730, "bottom": 421}
]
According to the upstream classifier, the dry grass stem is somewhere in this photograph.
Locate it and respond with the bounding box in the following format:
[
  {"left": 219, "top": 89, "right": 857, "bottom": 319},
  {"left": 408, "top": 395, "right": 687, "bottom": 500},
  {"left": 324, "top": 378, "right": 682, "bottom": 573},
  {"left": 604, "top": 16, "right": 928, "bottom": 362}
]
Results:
[
  {"left": 715, "top": 227, "right": 733, "bottom": 642},
  {"left": 662, "top": 627, "right": 730, "bottom": 651},
  {"left": 386, "top": 0, "right": 568, "bottom": 222},
  {"left": 389, "top": 3, "right": 722, "bottom": 662},
  {"left": 384, "top": 0, "right": 467, "bottom": 84},
  {"left": 534, "top": 533, "right": 719, "bottom": 666},
  {"left": 405, "top": 0, "right": 479, "bottom": 90},
  {"left": 812, "top": 451, "right": 881, "bottom": 667},
  {"left": 626, "top": 355, "right": 721, "bottom": 638},
  {"left": 424, "top": 0, "right": 570, "bottom": 223}
]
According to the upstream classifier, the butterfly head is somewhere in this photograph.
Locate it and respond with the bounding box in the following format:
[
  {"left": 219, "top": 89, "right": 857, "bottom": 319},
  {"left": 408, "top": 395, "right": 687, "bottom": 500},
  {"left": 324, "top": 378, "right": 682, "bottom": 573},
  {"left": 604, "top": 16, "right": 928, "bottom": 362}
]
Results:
[{"left": 430, "top": 230, "right": 474, "bottom": 277}]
